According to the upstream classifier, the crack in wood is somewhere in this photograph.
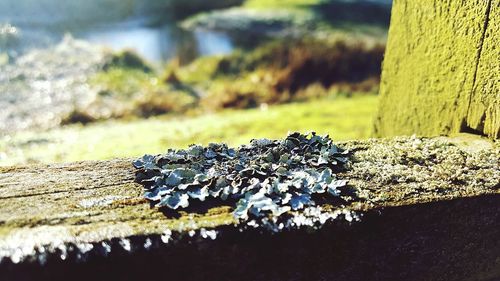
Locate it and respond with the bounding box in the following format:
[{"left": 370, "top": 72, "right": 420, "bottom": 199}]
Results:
[{"left": 465, "top": 0, "right": 493, "bottom": 127}]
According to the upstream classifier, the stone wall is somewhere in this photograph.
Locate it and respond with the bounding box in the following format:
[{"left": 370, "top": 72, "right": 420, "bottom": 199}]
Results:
[{"left": 375, "top": 0, "right": 499, "bottom": 139}]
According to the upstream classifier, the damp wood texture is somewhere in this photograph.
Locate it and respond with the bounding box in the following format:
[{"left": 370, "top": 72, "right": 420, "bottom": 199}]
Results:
[
  {"left": 0, "top": 135, "right": 499, "bottom": 281},
  {"left": 375, "top": 0, "right": 499, "bottom": 139}
]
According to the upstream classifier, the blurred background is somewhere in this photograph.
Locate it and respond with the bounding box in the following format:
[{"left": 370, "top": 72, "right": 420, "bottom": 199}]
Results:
[{"left": 0, "top": 0, "right": 392, "bottom": 166}]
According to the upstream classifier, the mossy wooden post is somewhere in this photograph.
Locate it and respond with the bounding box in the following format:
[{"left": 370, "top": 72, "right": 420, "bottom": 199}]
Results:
[
  {"left": 375, "top": 0, "right": 499, "bottom": 139},
  {"left": 0, "top": 137, "right": 499, "bottom": 281}
]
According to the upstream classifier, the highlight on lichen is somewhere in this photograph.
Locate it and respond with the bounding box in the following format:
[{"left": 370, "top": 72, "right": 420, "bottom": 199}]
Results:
[{"left": 133, "top": 132, "right": 359, "bottom": 231}]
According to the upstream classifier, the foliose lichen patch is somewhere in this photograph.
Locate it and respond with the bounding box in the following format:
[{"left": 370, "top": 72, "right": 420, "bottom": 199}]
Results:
[{"left": 133, "top": 132, "right": 359, "bottom": 231}]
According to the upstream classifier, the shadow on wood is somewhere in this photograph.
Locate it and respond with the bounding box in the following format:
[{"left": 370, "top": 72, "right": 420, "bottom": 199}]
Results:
[{"left": 1, "top": 194, "right": 499, "bottom": 281}]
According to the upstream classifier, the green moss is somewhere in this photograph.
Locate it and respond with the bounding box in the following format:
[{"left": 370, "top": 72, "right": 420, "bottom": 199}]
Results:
[
  {"left": 375, "top": 0, "right": 498, "bottom": 139},
  {"left": 467, "top": 2, "right": 499, "bottom": 139}
]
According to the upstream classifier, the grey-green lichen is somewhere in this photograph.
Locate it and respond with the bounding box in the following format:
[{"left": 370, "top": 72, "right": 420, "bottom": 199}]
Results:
[{"left": 133, "top": 132, "right": 358, "bottom": 230}]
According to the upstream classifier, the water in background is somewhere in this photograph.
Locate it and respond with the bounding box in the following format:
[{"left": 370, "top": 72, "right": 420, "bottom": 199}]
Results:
[
  {"left": 0, "top": 0, "right": 393, "bottom": 63},
  {"left": 0, "top": 0, "right": 236, "bottom": 63},
  {"left": 79, "top": 23, "right": 233, "bottom": 62}
]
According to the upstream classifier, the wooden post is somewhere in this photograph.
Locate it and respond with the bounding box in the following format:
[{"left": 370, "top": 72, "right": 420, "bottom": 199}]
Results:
[
  {"left": 375, "top": 0, "right": 499, "bottom": 139},
  {"left": 0, "top": 137, "right": 498, "bottom": 280}
]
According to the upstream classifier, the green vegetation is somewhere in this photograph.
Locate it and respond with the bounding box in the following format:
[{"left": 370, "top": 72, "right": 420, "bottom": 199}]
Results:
[
  {"left": 177, "top": 37, "right": 383, "bottom": 111},
  {"left": 84, "top": 38, "right": 383, "bottom": 121},
  {"left": 0, "top": 94, "right": 377, "bottom": 166},
  {"left": 2, "top": 36, "right": 383, "bottom": 166},
  {"left": 91, "top": 68, "right": 153, "bottom": 99}
]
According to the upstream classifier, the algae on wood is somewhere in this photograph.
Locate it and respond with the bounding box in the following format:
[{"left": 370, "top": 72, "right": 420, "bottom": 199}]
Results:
[
  {"left": 375, "top": 0, "right": 499, "bottom": 139},
  {"left": 468, "top": 1, "right": 500, "bottom": 139}
]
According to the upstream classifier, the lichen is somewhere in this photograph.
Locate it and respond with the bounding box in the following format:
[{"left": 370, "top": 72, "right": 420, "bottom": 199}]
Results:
[{"left": 133, "top": 132, "right": 358, "bottom": 231}]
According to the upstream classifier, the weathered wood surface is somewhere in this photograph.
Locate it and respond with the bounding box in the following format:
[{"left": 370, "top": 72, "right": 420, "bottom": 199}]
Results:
[
  {"left": 0, "top": 136, "right": 499, "bottom": 280},
  {"left": 375, "top": 0, "right": 499, "bottom": 139},
  {"left": 469, "top": 1, "right": 500, "bottom": 139}
]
